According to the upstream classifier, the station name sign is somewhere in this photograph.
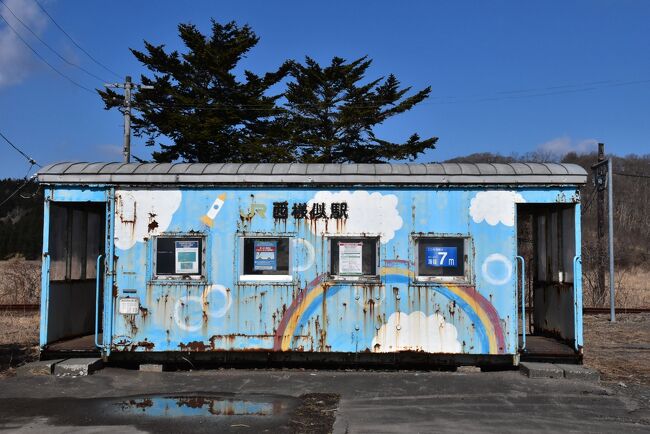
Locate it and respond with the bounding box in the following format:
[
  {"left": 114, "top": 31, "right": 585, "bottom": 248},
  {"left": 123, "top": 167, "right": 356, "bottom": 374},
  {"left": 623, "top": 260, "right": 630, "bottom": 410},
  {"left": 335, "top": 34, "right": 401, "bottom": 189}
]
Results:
[{"left": 272, "top": 201, "right": 349, "bottom": 220}]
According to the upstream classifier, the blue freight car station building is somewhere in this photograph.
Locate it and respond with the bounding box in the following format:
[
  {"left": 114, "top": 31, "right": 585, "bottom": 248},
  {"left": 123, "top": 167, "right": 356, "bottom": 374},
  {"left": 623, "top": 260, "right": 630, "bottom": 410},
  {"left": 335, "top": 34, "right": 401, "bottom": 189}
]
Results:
[{"left": 37, "top": 162, "right": 587, "bottom": 366}]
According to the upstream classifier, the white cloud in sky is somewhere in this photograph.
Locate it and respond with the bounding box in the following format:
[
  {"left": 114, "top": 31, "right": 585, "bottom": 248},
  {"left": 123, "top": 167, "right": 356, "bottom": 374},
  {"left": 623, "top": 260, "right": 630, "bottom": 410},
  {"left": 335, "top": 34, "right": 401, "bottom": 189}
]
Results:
[
  {"left": 95, "top": 144, "right": 123, "bottom": 158},
  {"left": 0, "top": 0, "right": 49, "bottom": 88},
  {"left": 536, "top": 135, "right": 598, "bottom": 156}
]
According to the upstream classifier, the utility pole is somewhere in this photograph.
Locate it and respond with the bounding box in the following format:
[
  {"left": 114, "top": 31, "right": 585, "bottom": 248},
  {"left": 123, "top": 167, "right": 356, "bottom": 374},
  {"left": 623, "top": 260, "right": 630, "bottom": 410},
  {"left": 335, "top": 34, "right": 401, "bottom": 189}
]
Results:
[
  {"left": 607, "top": 158, "right": 615, "bottom": 322},
  {"left": 595, "top": 143, "right": 606, "bottom": 304},
  {"left": 104, "top": 76, "right": 153, "bottom": 163},
  {"left": 592, "top": 143, "right": 616, "bottom": 322}
]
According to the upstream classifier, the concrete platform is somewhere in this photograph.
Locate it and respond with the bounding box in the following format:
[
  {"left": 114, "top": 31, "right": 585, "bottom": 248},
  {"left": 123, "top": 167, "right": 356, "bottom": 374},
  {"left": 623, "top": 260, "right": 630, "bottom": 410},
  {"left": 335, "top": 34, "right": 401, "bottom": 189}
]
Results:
[
  {"left": 53, "top": 358, "right": 103, "bottom": 377},
  {"left": 519, "top": 362, "right": 564, "bottom": 378},
  {"left": 557, "top": 364, "right": 600, "bottom": 381},
  {"left": 16, "top": 359, "right": 66, "bottom": 376},
  {"left": 520, "top": 335, "right": 581, "bottom": 363},
  {"left": 139, "top": 364, "right": 163, "bottom": 372}
]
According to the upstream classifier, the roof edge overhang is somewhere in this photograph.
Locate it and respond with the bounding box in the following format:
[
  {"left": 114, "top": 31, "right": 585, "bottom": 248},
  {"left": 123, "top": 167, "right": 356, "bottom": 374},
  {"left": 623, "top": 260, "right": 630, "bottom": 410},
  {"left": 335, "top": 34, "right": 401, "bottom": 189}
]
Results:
[{"left": 37, "top": 162, "right": 588, "bottom": 186}]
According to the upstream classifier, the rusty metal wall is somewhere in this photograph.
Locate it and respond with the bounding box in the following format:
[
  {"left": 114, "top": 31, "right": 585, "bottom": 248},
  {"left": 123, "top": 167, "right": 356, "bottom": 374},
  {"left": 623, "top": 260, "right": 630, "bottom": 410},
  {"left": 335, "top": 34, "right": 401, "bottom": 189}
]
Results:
[
  {"left": 100, "top": 186, "right": 581, "bottom": 356},
  {"left": 39, "top": 185, "right": 583, "bottom": 356}
]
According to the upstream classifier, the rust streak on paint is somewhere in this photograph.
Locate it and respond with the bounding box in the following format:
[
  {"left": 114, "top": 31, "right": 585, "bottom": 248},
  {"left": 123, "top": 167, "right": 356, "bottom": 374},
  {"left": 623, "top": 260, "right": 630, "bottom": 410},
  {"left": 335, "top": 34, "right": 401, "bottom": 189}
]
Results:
[
  {"left": 179, "top": 341, "right": 208, "bottom": 352},
  {"left": 319, "top": 284, "right": 329, "bottom": 351},
  {"left": 147, "top": 212, "right": 158, "bottom": 232},
  {"left": 131, "top": 340, "right": 155, "bottom": 351}
]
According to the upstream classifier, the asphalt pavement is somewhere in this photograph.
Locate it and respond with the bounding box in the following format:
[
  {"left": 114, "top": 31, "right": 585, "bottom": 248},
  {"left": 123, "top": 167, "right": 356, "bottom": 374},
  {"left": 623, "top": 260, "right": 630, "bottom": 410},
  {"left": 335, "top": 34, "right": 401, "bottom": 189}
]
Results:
[{"left": 0, "top": 367, "right": 649, "bottom": 433}]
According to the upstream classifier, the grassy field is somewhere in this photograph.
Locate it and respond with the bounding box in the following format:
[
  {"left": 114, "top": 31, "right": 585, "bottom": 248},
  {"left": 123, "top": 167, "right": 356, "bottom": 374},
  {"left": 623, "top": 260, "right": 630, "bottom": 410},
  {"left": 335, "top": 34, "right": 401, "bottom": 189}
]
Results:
[
  {"left": 0, "top": 311, "right": 39, "bottom": 377},
  {"left": 583, "top": 267, "right": 650, "bottom": 308},
  {"left": 583, "top": 313, "right": 650, "bottom": 385}
]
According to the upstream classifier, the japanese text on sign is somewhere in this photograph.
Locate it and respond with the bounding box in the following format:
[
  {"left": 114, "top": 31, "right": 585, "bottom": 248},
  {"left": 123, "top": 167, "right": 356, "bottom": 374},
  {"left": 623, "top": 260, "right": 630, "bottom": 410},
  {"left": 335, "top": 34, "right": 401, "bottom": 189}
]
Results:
[
  {"left": 253, "top": 240, "right": 277, "bottom": 271},
  {"left": 273, "top": 201, "right": 348, "bottom": 220},
  {"left": 175, "top": 240, "right": 199, "bottom": 274},
  {"left": 339, "top": 242, "right": 363, "bottom": 275},
  {"left": 425, "top": 246, "right": 458, "bottom": 268}
]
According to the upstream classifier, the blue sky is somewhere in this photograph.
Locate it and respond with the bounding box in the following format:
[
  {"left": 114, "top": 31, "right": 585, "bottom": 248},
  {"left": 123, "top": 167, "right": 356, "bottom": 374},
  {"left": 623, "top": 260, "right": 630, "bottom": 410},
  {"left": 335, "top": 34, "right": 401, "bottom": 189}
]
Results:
[{"left": 0, "top": 0, "right": 649, "bottom": 177}]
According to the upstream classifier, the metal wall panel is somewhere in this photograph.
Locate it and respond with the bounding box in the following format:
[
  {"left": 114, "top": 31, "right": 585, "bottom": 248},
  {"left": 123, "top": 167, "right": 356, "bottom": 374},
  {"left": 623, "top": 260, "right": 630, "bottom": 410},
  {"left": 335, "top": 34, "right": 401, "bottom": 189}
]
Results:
[{"left": 40, "top": 183, "right": 583, "bottom": 357}]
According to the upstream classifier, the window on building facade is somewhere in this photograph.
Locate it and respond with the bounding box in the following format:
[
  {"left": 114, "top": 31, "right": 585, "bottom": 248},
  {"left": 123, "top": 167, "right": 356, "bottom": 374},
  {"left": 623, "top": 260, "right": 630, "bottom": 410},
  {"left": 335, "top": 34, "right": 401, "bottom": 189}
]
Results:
[
  {"left": 155, "top": 236, "right": 204, "bottom": 279},
  {"left": 416, "top": 237, "right": 468, "bottom": 281},
  {"left": 329, "top": 237, "right": 379, "bottom": 278},
  {"left": 241, "top": 237, "right": 291, "bottom": 279}
]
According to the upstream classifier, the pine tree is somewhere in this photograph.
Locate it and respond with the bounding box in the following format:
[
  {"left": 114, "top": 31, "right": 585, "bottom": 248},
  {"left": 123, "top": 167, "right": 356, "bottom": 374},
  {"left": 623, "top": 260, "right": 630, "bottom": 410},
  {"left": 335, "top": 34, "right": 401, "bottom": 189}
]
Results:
[
  {"left": 98, "top": 21, "right": 436, "bottom": 163},
  {"left": 98, "top": 20, "right": 293, "bottom": 163},
  {"left": 281, "top": 56, "right": 437, "bottom": 163}
]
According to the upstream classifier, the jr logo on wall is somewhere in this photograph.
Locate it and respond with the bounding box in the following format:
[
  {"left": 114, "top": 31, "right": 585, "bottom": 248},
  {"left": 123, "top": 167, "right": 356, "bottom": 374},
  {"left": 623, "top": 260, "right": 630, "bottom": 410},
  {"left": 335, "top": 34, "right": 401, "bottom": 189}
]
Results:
[{"left": 254, "top": 240, "right": 277, "bottom": 271}]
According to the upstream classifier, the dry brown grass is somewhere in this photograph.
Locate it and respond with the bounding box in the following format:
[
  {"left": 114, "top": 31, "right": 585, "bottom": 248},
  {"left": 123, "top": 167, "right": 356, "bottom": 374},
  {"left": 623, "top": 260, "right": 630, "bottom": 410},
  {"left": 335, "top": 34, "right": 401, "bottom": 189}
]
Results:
[
  {"left": 583, "top": 313, "right": 650, "bottom": 385},
  {"left": 0, "top": 258, "right": 41, "bottom": 304},
  {"left": 0, "top": 311, "right": 40, "bottom": 377},
  {"left": 583, "top": 266, "right": 650, "bottom": 308},
  {"left": 0, "top": 311, "right": 39, "bottom": 346},
  {"left": 616, "top": 268, "right": 650, "bottom": 308}
]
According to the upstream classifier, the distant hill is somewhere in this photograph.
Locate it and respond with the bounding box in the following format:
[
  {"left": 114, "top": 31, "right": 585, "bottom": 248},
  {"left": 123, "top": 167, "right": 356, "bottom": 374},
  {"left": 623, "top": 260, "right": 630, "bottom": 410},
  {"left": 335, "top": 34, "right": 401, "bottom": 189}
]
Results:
[
  {"left": 447, "top": 151, "right": 650, "bottom": 269},
  {"left": 0, "top": 179, "right": 43, "bottom": 260}
]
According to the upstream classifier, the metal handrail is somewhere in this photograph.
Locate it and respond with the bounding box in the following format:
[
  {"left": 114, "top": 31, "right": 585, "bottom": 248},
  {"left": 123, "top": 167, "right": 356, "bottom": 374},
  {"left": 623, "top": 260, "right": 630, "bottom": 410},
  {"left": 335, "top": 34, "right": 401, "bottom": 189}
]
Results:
[
  {"left": 515, "top": 255, "right": 526, "bottom": 351},
  {"left": 94, "top": 254, "right": 104, "bottom": 348},
  {"left": 573, "top": 255, "right": 581, "bottom": 350}
]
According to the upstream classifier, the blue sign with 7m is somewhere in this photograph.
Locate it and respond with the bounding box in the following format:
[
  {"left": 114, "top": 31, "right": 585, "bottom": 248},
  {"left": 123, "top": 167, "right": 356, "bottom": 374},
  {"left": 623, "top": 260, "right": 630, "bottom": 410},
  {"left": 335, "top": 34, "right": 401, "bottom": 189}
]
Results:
[{"left": 425, "top": 246, "right": 458, "bottom": 267}]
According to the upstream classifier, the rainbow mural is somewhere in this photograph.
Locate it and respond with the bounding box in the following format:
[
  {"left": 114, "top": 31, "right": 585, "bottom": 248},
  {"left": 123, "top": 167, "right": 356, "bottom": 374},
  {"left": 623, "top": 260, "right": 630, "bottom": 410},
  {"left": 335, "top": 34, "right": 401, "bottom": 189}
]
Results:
[{"left": 273, "top": 264, "right": 506, "bottom": 354}]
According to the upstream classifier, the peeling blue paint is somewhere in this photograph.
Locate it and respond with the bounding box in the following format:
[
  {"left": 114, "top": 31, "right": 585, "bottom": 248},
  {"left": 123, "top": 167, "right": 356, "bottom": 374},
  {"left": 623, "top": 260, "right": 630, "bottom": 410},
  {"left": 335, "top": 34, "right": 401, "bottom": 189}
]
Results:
[{"left": 40, "top": 184, "right": 583, "bottom": 359}]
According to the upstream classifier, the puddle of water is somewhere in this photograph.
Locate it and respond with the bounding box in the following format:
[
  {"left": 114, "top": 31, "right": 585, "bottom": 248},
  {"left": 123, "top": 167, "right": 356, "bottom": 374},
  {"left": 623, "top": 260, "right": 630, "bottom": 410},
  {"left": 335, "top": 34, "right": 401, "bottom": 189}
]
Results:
[{"left": 113, "top": 395, "right": 291, "bottom": 418}]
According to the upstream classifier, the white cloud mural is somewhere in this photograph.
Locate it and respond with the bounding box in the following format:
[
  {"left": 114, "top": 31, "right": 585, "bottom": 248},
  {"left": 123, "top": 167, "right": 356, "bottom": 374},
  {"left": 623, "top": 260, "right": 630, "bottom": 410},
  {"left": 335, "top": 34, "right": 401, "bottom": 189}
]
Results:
[
  {"left": 307, "top": 191, "right": 403, "bottom": 243},
  {"left": 372, "top": 311, "right": 462, "bottom": 353},
  {"left": 469, "top": 191, "right": 525, "bottom": 226},
  {"left": 114, "top": 190, "right": 182, "bottom": 250}
]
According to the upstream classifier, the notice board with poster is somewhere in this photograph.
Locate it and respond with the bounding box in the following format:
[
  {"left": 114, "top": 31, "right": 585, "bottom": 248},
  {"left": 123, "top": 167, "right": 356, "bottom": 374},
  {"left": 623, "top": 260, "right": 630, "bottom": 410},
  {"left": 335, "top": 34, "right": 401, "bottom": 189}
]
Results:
[
  {"left": 175, "top": 240, "right": 199, "bottom": 274},
  {"left": 338, "top": 241, "right": 363, "bottom": 275},
  {"left": 253, "top": 240, "right": 278, "bottom": 271}
]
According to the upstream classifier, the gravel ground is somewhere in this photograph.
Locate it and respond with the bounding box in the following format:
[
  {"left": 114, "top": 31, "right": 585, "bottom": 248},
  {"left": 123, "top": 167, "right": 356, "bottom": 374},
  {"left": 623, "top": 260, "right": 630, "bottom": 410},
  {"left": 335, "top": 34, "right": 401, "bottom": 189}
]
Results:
[{"left": 583, "top": 313, "right": 650, "bottom": 386}]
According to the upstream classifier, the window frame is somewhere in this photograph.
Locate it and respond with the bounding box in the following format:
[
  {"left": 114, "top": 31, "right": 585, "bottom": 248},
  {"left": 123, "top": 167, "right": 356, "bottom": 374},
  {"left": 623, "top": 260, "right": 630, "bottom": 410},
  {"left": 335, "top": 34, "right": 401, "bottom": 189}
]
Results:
[
  {"left": 412, "top": 234, "right": 473, "bottom": 284},
  {"left": 328, "top": 235, "right": 381, "bottom": 282},
  {"left": 238, "top": 235, "right": 293, "bottom": 282},
  {"left": 151, "top": 233, "right": 207, "bottom": 282}
]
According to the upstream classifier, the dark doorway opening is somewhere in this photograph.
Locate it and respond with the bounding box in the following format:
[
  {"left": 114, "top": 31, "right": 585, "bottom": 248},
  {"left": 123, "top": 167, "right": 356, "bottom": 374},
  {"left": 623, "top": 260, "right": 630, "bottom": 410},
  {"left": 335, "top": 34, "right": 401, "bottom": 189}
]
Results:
[
  {"left": 517, "top": 203, "right": 581, "bottom": 363},
  {"left": 45, "top": 202, "right": 105, "bottom": 354}
]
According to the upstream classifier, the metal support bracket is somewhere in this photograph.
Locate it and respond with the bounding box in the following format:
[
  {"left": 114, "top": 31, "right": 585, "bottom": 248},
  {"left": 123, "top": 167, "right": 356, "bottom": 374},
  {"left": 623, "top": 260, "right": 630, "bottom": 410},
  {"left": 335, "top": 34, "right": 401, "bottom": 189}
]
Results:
[
  {"left": 94, "top": 254, "right": 104, "bottom": 348},
  {"left": 515, "top": 255, "right": 526, "bottom": 352}
]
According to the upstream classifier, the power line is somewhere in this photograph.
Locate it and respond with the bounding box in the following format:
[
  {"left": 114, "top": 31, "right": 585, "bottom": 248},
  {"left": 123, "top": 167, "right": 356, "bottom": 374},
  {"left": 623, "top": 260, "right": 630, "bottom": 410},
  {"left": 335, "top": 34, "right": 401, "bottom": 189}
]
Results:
[
  {"left": 0, "top": 0, "right": 108, "bottom": 83},
  {"left": 614, "top": 171, "right": 650, "bottom": 179},
  {"left": 0, "top": 174, "right": 37, "bottom": 209},
  {"left": 130, "top": 76, "right": 650, "bottom": 113},
  {"left": 0, "top": 13, "right": 95, "bottom": 94},
  {"left": 33, "top": 0, "right": 122, "bottom": 80},
  {"left": 0, "top": 130, "right": 41, "bottom": 167},
  {"left": 581, "top": 187, "right": 598, "bottom": 212}
]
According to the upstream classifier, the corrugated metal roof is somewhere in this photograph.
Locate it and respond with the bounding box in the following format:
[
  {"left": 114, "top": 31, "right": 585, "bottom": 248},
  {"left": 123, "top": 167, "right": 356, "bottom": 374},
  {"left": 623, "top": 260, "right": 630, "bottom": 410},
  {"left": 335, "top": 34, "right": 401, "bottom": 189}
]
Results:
[{"left": 37, "top": 162, "right": 588, "bottom": 185}]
